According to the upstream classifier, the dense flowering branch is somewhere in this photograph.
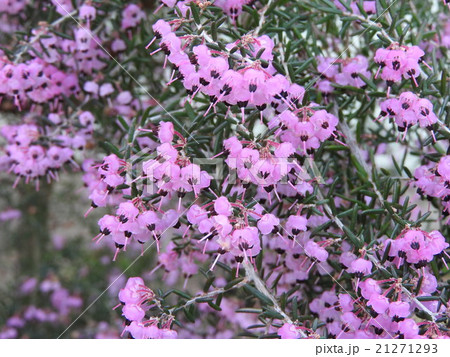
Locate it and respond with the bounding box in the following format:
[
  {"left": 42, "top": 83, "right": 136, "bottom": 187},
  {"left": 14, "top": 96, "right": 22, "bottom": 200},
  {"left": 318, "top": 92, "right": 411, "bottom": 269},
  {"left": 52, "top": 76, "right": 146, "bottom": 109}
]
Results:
[{"left": 0, "top": 0, "right": 449, "bottom": 340}]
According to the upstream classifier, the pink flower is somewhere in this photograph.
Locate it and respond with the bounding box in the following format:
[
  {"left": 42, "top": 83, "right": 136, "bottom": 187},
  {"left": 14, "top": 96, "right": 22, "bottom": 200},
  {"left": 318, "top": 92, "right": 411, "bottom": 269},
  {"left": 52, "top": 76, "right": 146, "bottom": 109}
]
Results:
[
  {"left": 304, "top": 241, "right": 329, "bottom": 262},
  {"left": 368, "top": 294, "right": 390, "bottom": 314},
  {"left": 214, "top": 196, "right": 233, "bottom": 216},
  {"left": 348, "top": 258, "right": 372, "bottom": 278},
  {"left": 389, "top": 301, "right": 411, "bottom": 320},
  {"left": 257, "top": 214, "right": 280, "bottom": 235},
  {"left": 359, "top": 278, "right": 381, "bottom": 299},
  {"left": 278, "top": 323, "right": 301, "bottom": 339},
  {"left": 158, "top": 121, "right": 175, "bottom": 143},
  {"left": 286, "top": 215, "right": 307, "bottom": 236},
  {"left": 121, "top": 4, "right": 145, "bottom": 30}
]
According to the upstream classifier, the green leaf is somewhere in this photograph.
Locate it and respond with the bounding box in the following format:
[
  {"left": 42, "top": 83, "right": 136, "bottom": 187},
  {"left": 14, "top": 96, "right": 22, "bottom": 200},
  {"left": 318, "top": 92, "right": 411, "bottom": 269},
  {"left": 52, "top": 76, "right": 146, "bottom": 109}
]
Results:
[
  {"left": 190, "top": 3, "right": 201, "bottom": 24},
  {"left": 183, "top": 306, "right": 196, "bottom": 323},
  {"left": 380, "top": 242, "right": 391, "bottom": 264},
  {"left": 224, "top": 277, "right": 245, "bottom": 290},
  {"left": 207, "top": 301, "right": 222, "bottom": 311},
  {"left": 100, "top": 141, "right": 122, "bottom": 157},
  {"left": 415, "top": 296, "right": 440, "bottom": 302},
  {"left": 195, "top": 297, "right": 214, "bottom": 303},
  {"left": 243, "top": 284, "right": 274, "bottom": 306},
  {"left": 172, "top": 289, "right": 192, "bottom": 299},
  {"left": 272, "top": 61, "right": 286, "bottom": 75},
  {"left": 184, "top": 102, "right": 196, "bottom": 121},
  {"left": 262, "top": 308, "right": 284, "bottom": 320},
  {"left": 412, "top": 212, "right": 431, "bottom": 226},
  {"left": 343, "top": 225, "right": 363, "bottom": 249}
]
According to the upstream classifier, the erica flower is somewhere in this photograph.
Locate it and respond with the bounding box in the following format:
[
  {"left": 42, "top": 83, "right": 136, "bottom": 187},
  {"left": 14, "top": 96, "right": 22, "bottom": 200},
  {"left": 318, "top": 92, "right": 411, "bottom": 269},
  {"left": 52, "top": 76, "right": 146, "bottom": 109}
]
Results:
[
  {"left": 388, "top": 301, "right": 411, "bottom": 321},
  {"left": 286, "top": 215, "right": 307, "bottom": 236},
  {"left": 304, "top": 241, "right": 329, "bottom": 262},
  {"left": 121, "top": 4, "right": 145, "bottom": 30},
  {"left": 257, "top": 213, "right": 280, "bottom": 235},
  {"left": 348, "top": 258, "right": 372, "bottom": 278},
  {"left": 278, "top": 323, "right": 301, "bottom": 339},
  {"left": 367, "top": 294, "right": 390, "bottom": 314}
]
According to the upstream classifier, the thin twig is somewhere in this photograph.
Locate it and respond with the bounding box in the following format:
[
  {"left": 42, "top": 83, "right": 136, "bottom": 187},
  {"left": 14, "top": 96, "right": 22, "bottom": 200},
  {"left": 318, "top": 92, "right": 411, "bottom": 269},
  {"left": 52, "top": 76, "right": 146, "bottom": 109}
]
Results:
[
  {"left": 342, "top": 11, "right": 395, "bottom": 44},
  {"left": 338, "top": 113, "right": 439, "bottom": 322},
  {"left": 168, "top": 278, "right": 249, "bottom": 314},
  {"left": 243, "top": 260, "right": 308, "bottom": 338},
  {"left": 253, "top": 0, "right": 275, "bottom": 36}
]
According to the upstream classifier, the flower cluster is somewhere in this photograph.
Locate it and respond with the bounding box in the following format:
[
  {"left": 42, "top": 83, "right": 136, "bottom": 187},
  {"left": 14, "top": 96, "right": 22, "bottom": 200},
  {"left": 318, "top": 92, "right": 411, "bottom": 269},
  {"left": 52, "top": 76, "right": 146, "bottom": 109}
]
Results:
[
  {"left": 149, "top": 20, "right": 341, "bottom": 155},
  {"left": 118, "top": 277, "right": 177, "bottom": 339},
  {"left": 186, "top": 198, "right": 263, "bottom": 270},
  {"left": 187, "top": 197, "right": 336, "bottom": 280},
  {"left": 0, "top": 120, "right": 89, "bottom": 189},
  {"left": 0, "top": 3, "right": 144, "bottom": 114},
  {"left": 221, "top": 136, "right": 299, "bottom": 193},
  {"left": 384, "top": 228, "right": 449, "bottom": 269},
  {"left": 218, "top": 136, "right": 315, "bottom": 203},
  {"left": 414, "top": 155, "right": 450, "bottom": 221},
  {"left": 33, "top": 27, "right": 107, "bottom": 74},
  {"left": 92, "top": 122, "right": 213, "bottom": 259},
  {"left": 156, "top": 0, "right": 257, "bottom": 22},
  {"left": 83, "top": 154, "right": 127, "bottom": 213},
  {"left": 139, "top": 122, "right": 212, "bottom": 198},
  {"left": 95, "top": 202, "right": 183, "bottom": 260},
  {"left": 0, "top": 58, "right": 80, "bottom": 110},
  {"left": 83, "top": 84, "right": 141, "bottom": 120},
  {"left": 149, "top": 21, "right": 275, "bottom": 116},
  {"left": 374, "top": 43, "right": 431, "bottom": 93},
  {"left": 378, "top": 91, "right": 438, "bottom": 139},
  {"left": 280, "top": 267, "right": 448, "bottom": 339},
  {"left": 1, "top": 0, "right": 449, "bottom": 341},
  {"left": 268, "top": 105, "right": 341, "bottom": 156},
  {"left": 308, "top": 289, "right": 418, "bottom": 338},
  {"left": 316, "top": 55, "right": 371, "bottom": 94}
]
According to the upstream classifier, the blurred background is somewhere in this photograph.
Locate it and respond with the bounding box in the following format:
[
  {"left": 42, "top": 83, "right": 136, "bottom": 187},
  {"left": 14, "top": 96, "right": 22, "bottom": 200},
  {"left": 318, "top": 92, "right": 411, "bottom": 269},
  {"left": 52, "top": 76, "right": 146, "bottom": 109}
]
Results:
[
  {"left": 0, "top": 113, "right": 158, "bottom": 338},
  {"left": 0, "top": 0, "right": 161, "bottom": 339}
]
